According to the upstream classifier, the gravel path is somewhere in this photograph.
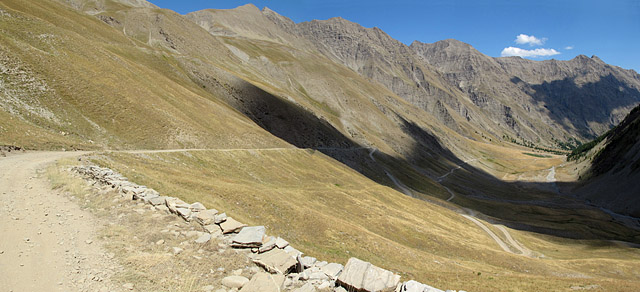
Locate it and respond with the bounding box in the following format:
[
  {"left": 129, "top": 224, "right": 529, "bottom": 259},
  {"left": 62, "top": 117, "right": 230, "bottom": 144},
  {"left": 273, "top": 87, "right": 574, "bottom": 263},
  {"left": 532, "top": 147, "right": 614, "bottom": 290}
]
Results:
[{"left": 0, "top": 151, "right": 119, "bottom": 292}]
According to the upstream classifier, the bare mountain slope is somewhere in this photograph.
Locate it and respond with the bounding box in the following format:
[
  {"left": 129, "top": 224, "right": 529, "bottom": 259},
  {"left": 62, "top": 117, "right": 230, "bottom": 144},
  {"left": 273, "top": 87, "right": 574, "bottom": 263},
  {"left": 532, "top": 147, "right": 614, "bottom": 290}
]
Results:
[
  {"left": 574, "top": 105, "right": 640, "bottom": 217},
  {"left": 412, "top": 39, "right": 640, "bottom": 144},
  {"left": 3, "top": 1, "right": 640, "bottom": 291}
]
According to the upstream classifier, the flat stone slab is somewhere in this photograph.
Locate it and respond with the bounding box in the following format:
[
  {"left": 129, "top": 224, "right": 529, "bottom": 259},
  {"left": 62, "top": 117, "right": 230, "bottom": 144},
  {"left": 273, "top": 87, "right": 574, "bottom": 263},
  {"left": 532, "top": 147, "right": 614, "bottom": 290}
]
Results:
[
  {"left": 299, "top": 256, "right": 317, "bottom": 269},
  {"left": 398, "top": 280, "right": 444, "bottom": 292},
  {"left": 190, "top": 202, "right": 206, "bottom": 212},
  {"left": 275, "top": 237, "right": 289, "bottom": 249},
  {"left": 321, "top": 262, "right": 343, "bottom": 280},
  {"left": 252, "top": 248, "right": 297, "bottom": 274},
  {"left": 195, "top": 209, "right": 219, "bottom": 226},
  {"left": 336, "top": 257, "right": 400, "bottom": 292},
  {"left": 166, "top": 197, "right": 190, "bottom": 213},
  {"left": 239, "top": 272, "right": 284, "bottom": 292},
  {"left": 232, "top": 226, "right": 266, "bottom": 248},
  {"left": 214, "top": 212, "right": 227, "bottom": 224},
  {"left": 203, "top": 224, "right": 222, "bottom": 236},
  {"left": 219, "top": 217, "right": 246, "bottom": 234},
  {"left": 259, "top": 236, "right": 277, "bottom": 253},
  {"left": 175, "top": 207, "right": 192, "bottom": 221},
  {"left": 147, "top": 196, "right": 166, "bottom": 206}
]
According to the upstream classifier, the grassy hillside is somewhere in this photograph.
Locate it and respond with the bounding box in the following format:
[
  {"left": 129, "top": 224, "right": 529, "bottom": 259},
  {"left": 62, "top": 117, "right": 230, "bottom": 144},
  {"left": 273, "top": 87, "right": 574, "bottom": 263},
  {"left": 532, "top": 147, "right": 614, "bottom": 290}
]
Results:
[
  {"left": 88, "top": 150, "right": 640, "bottom": 291},
  {"left": 0, "top": 0, "right": 286, "bottom": 150},
  {"left": 2, "top": 1, "right": 640, "bottom": 291}
]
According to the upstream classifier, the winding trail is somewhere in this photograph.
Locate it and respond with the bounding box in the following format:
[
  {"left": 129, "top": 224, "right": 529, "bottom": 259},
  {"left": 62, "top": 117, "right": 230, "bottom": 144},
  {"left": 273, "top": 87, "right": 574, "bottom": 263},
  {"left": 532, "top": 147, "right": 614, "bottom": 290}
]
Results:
[
  {"left": 496, "top": 225, "right": 535, "bottom": 257},
  {"left": 460, "top": 214, "right": 513, "bottom": 253},
  {"left": 372, "top": 149, "right": 538, "bottom": 257},
  {"left": 436, "top": 158, "right": 478, "bottom": 182}
]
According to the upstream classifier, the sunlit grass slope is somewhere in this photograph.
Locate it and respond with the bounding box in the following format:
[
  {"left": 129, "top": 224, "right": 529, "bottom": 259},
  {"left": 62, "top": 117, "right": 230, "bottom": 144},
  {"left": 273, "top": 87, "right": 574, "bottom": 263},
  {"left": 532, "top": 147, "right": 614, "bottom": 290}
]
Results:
[
  {"left": 91, "top": 150, "right": 640, "bottom": 291},
  {"left": 0, "top": 0, "right": 285, "bottom": 150}
]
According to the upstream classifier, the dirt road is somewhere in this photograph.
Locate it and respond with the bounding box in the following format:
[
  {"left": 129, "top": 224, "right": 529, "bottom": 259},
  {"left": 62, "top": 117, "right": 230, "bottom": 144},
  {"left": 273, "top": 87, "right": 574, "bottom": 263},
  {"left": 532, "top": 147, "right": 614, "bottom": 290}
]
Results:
[{"left": 0, "top": 151, "right": 118, "bottom": 292}]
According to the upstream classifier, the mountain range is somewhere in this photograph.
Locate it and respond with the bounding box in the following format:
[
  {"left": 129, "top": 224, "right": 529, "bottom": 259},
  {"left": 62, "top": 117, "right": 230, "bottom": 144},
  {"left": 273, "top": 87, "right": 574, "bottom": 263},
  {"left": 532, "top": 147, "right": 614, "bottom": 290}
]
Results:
[{"left": 2, "top": 0, "right": 640, "bottom": 290}]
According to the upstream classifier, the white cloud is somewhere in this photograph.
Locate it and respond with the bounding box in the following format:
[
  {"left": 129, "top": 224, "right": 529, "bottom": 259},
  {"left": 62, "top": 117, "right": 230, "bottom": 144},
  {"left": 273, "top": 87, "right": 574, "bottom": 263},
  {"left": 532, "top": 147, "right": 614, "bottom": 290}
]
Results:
[
  {"left": 501, "top": 47, "right": 560, "bottom": 58},
  {"left": 515, "top": 34, "right": 546, "bottom": 46},
  {"left": 565, "top": 46, "right": 574, "bottom": 50}
]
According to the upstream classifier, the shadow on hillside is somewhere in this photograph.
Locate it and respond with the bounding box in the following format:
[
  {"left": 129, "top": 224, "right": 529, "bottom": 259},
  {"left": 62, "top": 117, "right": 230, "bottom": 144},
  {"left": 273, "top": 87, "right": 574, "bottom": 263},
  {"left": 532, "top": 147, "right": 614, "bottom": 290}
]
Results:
[
  {"left": 198, "top": 67, "right": 640, "bottom": 245},
  {"left": 511, "top": 74, "right": 640, "bottom": 138},
  {"left": 399, "top": 117, "right": 640, "bottom": 244}
]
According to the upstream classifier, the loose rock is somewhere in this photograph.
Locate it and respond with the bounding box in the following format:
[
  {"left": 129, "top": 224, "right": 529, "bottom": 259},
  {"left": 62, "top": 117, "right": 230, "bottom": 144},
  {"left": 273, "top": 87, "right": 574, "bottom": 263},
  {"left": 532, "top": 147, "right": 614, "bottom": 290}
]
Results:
[
  {"left": 275, "top": 237, "right": 289, "bottom": 249},
  {"left": 214, "top": 213, "right": 227, "bottom": 224},
  {"left": 221, "top": 275, "right": 250, "bottom": 289},
  {"left": 232, "top": 226, "right": 266, "bottom": 248},
  {"left": 336, "top": 257, "right": 400, "bottom": 292},
  {"left": 259, "top": 236, "right": 277, "bottom": 253},
  {"left": 195, "top": 209, "right": 219, "bottom": 226},
  {"left": 219, "top": 217, "right": 246, "bottom": 234},
  {"left": 240, "top": 272, "right": 285, "bottom": 292},
  {"left": 252, "top": 248, "right": 298, "bottom": 274},
  {"left": 398, "top": 280, "right": 444, "bottom": 292}
]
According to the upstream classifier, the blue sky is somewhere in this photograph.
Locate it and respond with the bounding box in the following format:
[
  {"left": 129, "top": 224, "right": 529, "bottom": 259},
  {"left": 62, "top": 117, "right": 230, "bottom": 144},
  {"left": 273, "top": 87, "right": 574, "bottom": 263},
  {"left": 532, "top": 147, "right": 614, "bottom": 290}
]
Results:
[{"left": 148, "top": 0, "right": 640, "bottom": 72}]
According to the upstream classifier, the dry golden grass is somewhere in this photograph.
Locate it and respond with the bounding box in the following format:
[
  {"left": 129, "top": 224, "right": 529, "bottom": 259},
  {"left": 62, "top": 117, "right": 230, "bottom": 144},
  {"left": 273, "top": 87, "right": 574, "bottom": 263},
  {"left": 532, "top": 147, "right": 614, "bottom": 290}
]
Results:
[{"left": 84, "top": 150, "right": 640, "bottom": 292}]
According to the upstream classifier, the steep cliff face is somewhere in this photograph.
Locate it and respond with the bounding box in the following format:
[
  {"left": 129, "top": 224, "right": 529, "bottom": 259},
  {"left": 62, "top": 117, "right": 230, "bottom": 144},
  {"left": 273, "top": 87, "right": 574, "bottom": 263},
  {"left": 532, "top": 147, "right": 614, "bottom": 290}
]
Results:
[{"left": 576, "top": 105, "right": 640, "bottom": 217}]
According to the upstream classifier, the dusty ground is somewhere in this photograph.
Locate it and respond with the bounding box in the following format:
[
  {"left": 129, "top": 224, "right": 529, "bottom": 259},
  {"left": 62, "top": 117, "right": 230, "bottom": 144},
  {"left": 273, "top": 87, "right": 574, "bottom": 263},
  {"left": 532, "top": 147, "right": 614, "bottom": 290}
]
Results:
[
  {"left": 0, "top": 151, "right": 256, "bottom": 292},
  {"left": 0, "top": 151, "right": 122, "bottom": 292}
]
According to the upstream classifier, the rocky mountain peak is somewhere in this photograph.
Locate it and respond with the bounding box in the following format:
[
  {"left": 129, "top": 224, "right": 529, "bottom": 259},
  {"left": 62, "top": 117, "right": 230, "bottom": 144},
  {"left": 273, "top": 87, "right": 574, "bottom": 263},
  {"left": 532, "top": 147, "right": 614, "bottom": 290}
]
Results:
[
  {"left": 234, "top": 3, "right": 260, "bottom": 13},
  {"left": 261, "top": 6, "right": 296, "bottom": 28}
]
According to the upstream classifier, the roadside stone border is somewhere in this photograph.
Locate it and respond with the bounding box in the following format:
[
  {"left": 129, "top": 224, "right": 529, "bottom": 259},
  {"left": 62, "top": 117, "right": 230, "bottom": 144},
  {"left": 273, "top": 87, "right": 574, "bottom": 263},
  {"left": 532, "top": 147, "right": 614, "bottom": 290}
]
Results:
[{"left": 71, "top": 164, "right": 465, "bottom": 292}]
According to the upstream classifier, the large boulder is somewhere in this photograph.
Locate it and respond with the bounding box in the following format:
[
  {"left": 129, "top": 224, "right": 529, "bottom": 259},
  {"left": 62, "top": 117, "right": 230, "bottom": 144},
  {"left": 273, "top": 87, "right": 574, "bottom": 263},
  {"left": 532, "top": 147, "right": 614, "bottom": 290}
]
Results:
[
  {"left": 397, "top": 280, "right": 444, "bottom": 292},
  {"left": 232, "top": 226, "right": 266, "bottom": 248},
  {"left": 336, "top": 258, "right": 400, "bottom": 292},
  {"left": 252, "top": 248, "right": 298, "bottom": 274},
  {"left": 239, "top": 272, "right": 284, "bottom": 292}
]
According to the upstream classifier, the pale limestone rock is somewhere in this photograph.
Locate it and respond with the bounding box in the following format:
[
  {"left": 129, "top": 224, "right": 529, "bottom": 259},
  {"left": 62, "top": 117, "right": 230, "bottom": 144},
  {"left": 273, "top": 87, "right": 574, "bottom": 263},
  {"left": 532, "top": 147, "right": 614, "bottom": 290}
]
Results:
[
  {"left": 221, "top": 275, "right": 250, "bottom": 289},
  {"left": 232, "top": 226, "right": 266, "bottom": 248},
  {"left": 252, "top": 248, "right": 297, "bottom": 274},
  {"left": 195, "top": 209, "right": 219, "bottom": 226},
  {"left": 336, "top": 257, "right": 400, "bottom": 292},
  {"left": 398, "top": 280, "right": 444, "bottom": 292},
  {"left": 239, "top": 272, "right": 285, "bottom": 292},
  {"left": 219, "top": 217, "right": 246, "bottom": 234}
]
